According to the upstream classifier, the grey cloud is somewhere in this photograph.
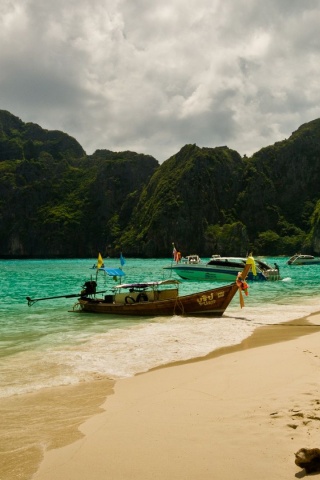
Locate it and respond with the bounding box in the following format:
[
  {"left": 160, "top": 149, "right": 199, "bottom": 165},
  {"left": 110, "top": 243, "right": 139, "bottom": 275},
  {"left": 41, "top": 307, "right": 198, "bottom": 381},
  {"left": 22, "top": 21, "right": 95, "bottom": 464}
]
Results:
[{"left": 1, "top": 0, "right": 320, "bottom": 161}]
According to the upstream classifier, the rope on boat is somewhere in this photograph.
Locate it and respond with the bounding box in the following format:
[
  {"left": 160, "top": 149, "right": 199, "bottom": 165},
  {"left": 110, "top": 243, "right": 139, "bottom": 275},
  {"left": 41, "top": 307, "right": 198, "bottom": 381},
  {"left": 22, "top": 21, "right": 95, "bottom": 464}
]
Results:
[
  {"left": 173, "top": 296, "right": 185, "bottom": 315},
  {"left": 71, "top": 301, "right": 81, "bottom": 311}
]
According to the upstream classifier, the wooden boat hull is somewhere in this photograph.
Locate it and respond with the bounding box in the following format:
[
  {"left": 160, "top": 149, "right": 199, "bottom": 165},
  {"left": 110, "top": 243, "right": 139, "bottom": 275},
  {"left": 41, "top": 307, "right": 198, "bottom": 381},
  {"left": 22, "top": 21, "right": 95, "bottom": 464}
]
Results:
[{"left": 76, "top": 282, "right": 240, "bottom": 317}]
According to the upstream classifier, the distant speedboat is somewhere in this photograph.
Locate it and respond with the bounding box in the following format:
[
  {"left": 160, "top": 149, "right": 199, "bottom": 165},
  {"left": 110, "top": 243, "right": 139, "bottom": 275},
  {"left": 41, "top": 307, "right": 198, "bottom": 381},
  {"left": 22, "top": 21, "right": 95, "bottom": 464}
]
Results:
[
  {"left": 287, "top": 254, "right": 320, "bottom": 265},
  {"left": 164, "top": 255, "right": 281, "bottom": 282}
]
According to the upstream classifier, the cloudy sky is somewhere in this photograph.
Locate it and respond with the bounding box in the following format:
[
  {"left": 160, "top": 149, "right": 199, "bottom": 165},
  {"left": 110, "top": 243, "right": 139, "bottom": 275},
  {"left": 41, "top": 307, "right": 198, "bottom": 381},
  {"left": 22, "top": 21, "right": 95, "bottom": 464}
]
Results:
[{"left": 1, "top": 0, "right": 320, "bottom": 162}]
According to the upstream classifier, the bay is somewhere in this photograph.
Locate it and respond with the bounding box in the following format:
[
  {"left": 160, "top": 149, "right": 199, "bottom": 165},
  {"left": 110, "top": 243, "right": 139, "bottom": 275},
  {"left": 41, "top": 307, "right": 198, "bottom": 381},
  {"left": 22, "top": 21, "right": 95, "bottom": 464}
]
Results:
[{"left": 1, "top": 256, "right": 320, "bottom": 479}]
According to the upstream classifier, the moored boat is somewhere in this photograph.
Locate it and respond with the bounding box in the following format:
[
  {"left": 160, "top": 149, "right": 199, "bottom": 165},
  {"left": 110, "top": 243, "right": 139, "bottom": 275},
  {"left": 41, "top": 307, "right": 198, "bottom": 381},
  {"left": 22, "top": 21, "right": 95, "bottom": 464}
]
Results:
[
  {"left": 164, "top": 255, "right": 280, "bottom": 282},
  {"left": 181, "top": 254, "right": 202, "bottom": 264},
  {"left": 71, "top": 262, "right": 252, "bottom": 317},
  {"left": 287, "top": 254, "right": 320, "bottom": 265}
]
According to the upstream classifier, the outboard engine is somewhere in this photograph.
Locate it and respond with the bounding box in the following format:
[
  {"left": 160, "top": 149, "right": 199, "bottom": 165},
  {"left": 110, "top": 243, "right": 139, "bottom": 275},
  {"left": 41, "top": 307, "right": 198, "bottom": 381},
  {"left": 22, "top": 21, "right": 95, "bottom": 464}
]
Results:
[{"left": 81, "top": 280, "right": 97, "bottom": 297}]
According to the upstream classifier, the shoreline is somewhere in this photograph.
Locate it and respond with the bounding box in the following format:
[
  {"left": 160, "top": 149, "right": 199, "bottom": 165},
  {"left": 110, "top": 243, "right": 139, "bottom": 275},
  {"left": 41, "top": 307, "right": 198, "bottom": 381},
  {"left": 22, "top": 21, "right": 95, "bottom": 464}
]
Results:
[
  {"left": 32, "top": 312, "right": 320, "bottom": 480},
  {"left": 0, "top": 378, "right": 115, "bottom": 480},
  {"left": 148, "top": 314, "right": 320, "bottom": 373}
]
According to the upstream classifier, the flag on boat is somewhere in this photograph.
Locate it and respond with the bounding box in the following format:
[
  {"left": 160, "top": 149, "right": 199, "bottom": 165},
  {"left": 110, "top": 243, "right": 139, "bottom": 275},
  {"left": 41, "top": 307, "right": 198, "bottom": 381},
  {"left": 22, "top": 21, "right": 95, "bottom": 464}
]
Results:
[
  {"left": 246, "top": 254, "right": 257, "bottom": 276},
  {"left": 172, "top": 243, "right": 178, "bottom": 262},
  {"left": 172, "top": 243, "right": 181, "bottom": 263},
  {"left": 97, "top": 253, "right": 104, "bottom": 269},
  {"left": 120, "top": 252, "right": 126, "bottom": 266},
  {"left": 236, "top": 272, "right": 248, "bottom": 308}
]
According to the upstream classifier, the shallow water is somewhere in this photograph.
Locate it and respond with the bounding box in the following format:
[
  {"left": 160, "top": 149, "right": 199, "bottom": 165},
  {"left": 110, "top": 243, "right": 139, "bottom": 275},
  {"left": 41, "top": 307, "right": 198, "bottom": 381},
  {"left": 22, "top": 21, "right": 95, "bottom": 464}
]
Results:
[
  {"left": 1, "top": 256, "right": 320, "bottom": 479},
  {"left": 1, "top": 257, "right": 320, "bottom": 396}
]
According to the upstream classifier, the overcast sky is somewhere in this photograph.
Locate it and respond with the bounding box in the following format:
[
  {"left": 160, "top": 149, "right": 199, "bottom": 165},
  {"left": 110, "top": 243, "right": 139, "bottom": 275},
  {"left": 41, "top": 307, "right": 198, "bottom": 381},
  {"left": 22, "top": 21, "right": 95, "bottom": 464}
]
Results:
[{"left": 1, "top": 0, "right": 320, "bottom": 162}]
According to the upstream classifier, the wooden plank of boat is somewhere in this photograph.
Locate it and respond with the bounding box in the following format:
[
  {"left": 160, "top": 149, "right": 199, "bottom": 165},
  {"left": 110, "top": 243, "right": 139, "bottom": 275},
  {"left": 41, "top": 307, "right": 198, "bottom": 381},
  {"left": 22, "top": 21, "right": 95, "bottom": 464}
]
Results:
[{"left": 74, "top": 263, "right": 251, "bottom": 317}]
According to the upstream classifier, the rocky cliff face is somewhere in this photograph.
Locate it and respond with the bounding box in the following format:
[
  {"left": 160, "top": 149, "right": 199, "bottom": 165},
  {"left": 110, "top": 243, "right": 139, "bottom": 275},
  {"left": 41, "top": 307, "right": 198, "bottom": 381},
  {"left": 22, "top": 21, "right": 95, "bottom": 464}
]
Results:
[
  {"left": 119, "top": 144, "right": 247, "bottom": 256},
  {"left": 311, "top": 200, "right": 320, "bottom": 253},
  {"left": 1, "top": 109, "right": 320, "bottom": 257},
  {"left": 0, "top": 110, "right": 85, "bottom": 161},
  {"left": 238, "top": 119, "right": 320, "bottom": 237},
  {"left": 0, "top": 111, "right": 159, "bottom": 257}
]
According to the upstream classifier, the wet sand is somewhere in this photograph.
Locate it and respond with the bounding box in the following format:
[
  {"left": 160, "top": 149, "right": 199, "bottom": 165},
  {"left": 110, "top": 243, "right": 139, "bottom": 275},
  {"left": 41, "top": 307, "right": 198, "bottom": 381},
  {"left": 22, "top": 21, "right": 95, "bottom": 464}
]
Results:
[
  {"left": 0, "top": 379, "right": 114, "bottom": 480},
  {"left": 30, "top": 313, "right": 320, "bottom": 480}
]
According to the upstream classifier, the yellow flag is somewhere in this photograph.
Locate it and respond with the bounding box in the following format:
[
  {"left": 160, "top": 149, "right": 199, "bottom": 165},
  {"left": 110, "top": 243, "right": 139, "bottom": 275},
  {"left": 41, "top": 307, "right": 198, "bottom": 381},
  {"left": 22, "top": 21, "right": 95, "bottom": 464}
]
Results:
[
  {"left": 97, "top": 253, "right": 103, "bottom": 269},
  {"left": 246, "top": 254, "right": 256, "bottom": 276}
]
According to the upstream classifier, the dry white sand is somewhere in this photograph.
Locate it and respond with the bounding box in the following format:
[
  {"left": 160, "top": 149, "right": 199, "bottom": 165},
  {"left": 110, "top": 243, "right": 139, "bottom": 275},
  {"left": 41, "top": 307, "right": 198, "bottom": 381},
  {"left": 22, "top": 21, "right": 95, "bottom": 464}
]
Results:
[{"left": 33, "top": 314, "right": 320, "bottom": 480}]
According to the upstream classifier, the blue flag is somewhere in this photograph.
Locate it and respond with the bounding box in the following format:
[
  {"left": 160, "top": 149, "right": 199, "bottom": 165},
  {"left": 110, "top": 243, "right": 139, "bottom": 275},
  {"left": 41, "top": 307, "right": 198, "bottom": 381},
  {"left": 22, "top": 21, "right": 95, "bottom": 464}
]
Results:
[{"left": 120, "top": 253, "right": 126, "bottom": 266}]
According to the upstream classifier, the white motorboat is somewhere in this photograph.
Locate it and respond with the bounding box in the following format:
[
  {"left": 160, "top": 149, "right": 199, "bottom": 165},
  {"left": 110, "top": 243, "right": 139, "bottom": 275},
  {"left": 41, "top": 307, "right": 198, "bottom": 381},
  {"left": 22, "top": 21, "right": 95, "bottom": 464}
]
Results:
[
  {"left": 287, "top": 254, "right": 320, "bottom": 265},
  {"left": 164, "top": 255, "right": 280, "bottom": 282}
]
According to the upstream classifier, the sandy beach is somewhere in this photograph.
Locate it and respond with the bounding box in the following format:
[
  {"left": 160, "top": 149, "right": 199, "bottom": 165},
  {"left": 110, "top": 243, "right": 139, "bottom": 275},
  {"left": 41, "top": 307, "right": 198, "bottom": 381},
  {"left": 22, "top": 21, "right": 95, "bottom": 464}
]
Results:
[{"left": 32, "top": 314, "right": 320, "bottom": 480}]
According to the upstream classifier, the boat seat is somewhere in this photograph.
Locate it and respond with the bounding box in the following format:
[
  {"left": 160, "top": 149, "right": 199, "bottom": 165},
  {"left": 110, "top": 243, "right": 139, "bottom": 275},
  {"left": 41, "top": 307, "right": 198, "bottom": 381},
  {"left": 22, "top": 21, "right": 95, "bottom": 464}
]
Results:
[{"left": 114, "top": 291, "right": 155, "bottom": 304}]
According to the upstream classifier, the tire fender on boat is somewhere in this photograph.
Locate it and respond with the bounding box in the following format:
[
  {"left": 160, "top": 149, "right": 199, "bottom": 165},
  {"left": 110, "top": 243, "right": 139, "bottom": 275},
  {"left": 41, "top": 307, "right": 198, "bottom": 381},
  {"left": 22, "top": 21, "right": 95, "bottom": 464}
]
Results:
[
  {"left": 125, "top": 296, "right": 136, "bottom": 304},
  {"left": 136, "top": 292, "right": 148, "bottom": 303}
]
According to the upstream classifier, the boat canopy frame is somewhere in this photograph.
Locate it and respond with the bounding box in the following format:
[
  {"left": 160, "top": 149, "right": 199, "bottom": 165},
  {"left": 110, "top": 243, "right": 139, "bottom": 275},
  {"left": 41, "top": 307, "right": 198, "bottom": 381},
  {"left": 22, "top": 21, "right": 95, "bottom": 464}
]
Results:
[{"left": 114, "top": 279, "right": 180, "bottom": 291}]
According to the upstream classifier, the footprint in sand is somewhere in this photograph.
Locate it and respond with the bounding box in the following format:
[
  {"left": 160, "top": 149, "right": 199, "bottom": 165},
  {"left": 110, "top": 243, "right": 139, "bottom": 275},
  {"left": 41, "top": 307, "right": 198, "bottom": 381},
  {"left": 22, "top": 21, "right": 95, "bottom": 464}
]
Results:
[{"left": 269, "top": 397, "right": 320, "bottom": 432}]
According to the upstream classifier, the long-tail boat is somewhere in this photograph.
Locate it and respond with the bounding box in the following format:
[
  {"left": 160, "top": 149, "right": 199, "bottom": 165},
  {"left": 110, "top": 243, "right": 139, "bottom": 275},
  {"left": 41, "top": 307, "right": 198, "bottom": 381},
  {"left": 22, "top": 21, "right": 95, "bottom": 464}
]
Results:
[{"left": 71, "top": 262, "right": 252, "bottom": 317}]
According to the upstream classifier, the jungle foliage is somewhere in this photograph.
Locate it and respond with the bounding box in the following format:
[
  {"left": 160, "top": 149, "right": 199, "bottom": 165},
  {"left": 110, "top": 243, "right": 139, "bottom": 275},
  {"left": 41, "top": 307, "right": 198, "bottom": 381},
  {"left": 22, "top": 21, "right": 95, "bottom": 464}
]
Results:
[{"left": 1, "top": 109, "right": 320, "bottom": 258}]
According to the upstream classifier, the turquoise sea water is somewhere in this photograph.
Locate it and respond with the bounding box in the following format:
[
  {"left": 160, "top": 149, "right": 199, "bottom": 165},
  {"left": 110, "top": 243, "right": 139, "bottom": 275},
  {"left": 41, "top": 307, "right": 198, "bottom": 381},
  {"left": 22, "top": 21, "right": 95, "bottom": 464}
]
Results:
[
  {"left": 1, "top": 256, "right": 320, "bottom": 398},
  {"left": 2, "top": 256, "right": 320, "bottom": 480}
]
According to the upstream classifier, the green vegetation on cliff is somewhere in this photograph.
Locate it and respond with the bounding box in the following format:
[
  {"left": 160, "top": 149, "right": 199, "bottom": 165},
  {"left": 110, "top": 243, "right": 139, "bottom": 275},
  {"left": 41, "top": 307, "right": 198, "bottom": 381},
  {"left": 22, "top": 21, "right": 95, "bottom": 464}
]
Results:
[{"left": 1, "top": 109, "right": 320, "bottom": 257}]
